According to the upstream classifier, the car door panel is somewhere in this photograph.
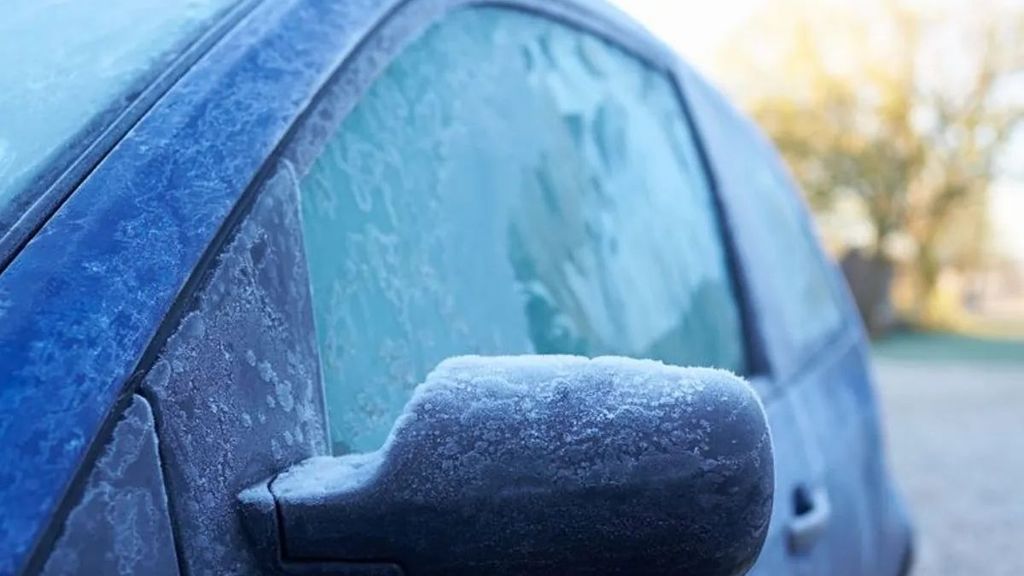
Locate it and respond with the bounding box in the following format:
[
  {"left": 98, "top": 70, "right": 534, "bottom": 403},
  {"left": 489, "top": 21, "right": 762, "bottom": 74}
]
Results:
[
  {"left": 787, "top": 336, "right": 912, "bottom": 576},
  {"left": 139, "top": 163, "right": 329, "bottom": 575},
  {"left": 746, "top": 382, "right": 824, "bottom": 576}
]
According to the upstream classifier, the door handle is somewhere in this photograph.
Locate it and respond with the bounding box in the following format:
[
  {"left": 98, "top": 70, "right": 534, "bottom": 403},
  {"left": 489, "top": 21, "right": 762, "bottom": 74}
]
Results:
[{"left": 788, "top": 484, "right": 831, "bottom": 554}]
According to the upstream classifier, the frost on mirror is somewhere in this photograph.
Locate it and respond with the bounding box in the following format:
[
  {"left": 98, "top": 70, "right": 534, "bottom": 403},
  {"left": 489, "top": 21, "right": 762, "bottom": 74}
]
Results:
[{"left": 297, "top": 8, "right": 747, "bottom": 453}]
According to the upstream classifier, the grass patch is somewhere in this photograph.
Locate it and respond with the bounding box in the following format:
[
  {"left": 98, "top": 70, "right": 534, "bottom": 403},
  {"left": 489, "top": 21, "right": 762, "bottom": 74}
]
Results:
[{"left": 873, "top": 330, "right": 1024, "bottom": 364}]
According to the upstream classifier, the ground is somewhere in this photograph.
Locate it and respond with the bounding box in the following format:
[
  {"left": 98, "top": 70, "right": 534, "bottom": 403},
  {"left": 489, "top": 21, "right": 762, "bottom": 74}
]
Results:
[{"left": 873, "top": 332, "right": 1024, "bottom": 576}]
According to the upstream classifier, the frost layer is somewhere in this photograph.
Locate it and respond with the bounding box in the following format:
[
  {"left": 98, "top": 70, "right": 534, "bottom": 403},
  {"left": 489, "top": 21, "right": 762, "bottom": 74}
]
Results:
[
  {"left": 41, "top": 396, "right": 177, "bottom": 576},
  {"left": 273, "top": 356, "right": 773, "bottom": 576},
  {"left": 141, "top": 161, "right": 327, "bottom": 575}
]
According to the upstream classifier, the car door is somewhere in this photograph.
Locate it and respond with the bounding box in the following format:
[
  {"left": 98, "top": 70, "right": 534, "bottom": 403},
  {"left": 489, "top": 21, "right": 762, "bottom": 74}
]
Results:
[
  {"left": 125, "top": 2, "right": 788, "bottom": 574},
  {"left": 678, "top": 66, "right": 913, "bottom": 575}
]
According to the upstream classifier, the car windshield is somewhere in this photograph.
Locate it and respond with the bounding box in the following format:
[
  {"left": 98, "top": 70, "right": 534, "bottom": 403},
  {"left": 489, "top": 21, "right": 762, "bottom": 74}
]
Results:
[{"left": 0, "top": 0, "right": 238, "bottom": 239}]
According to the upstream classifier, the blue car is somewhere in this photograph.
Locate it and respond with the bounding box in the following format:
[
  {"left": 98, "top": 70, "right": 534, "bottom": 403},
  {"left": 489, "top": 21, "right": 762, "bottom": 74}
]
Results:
[{"left": 0, "top": 0, "right": 913, "bottom": 574}]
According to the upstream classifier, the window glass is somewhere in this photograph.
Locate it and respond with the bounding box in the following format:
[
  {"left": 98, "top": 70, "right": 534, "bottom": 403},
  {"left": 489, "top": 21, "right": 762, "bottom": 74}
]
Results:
[
  {"left": 0, "top": 0, "right": 237, "bottom": 234},
  {"left": 298, "top": 8, "right": 747, "bottom": 453},
  {"left": 750, "top": 145, "right": 844, "bottom": 354}
]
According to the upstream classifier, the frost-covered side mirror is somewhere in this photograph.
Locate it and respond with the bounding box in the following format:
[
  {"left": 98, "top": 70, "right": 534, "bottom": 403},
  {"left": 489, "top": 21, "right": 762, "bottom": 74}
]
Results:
[{"left": 240, "top": 356, "right": 773, "bottom": 576}]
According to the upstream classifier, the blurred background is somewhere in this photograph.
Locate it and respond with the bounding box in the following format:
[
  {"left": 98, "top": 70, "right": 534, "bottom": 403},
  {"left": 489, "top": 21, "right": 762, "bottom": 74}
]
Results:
[{"left": 610, "top": 0, "right": 1024, "bottom": 573}]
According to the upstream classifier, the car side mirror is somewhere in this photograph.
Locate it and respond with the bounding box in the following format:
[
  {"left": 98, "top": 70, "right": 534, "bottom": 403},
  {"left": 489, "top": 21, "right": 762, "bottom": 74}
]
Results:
[{"left": 240, "top": 356, "right": 773, "bottom": 576}]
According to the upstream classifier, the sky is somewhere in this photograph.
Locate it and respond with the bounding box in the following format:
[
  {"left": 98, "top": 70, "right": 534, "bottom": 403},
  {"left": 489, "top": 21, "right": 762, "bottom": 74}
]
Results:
[{"left": 610, "top": 0, "right": 1024, "bottom": 261}]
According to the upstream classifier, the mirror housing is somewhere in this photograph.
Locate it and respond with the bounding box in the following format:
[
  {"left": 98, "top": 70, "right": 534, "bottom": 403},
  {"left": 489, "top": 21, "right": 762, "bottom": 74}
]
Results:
[{"left": 241, "top": 356, "right": 773, "bottom": 575}]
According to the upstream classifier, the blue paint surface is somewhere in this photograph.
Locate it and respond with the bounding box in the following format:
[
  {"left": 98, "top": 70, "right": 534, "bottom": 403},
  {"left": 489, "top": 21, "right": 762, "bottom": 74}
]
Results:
[
  {"left": 0, "top": 0, "right": 391, "bottom": 570},
  {"left": 141, "top": 159, "right": 329, "bottom": 574}
]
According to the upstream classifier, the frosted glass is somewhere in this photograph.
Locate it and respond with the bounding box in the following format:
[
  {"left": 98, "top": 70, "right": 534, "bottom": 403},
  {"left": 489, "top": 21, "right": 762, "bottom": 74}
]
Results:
[
  {"left": 0, "top": 0, "right": 236, "bottom": 231},
  {"left": 297, "top": 8, "right": 747, "bottom": 453}
]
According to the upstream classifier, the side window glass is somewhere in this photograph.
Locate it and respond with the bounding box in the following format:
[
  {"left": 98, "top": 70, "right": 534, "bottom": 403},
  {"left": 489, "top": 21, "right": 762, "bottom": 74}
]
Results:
[
  {"left": 750, "top": 147, "right": 844, "bottom": 354},
  {"left": 297, "top": 8, "right": 748, "bottom": 453}
]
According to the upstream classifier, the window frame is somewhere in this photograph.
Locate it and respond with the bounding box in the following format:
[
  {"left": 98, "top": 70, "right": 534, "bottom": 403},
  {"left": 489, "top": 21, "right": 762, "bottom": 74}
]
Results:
[
  {"left": 270, "top": 0, "right": 766, "bottom": 384},
  {"left": 676, "top": 70, "right": 854, "bottom": 391}
]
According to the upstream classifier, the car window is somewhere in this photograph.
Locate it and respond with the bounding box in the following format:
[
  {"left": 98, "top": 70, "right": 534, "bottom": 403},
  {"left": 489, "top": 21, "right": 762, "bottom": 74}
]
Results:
[
  {"left": 0, "top": 0, "right": 237, "bottom": 236},
  {"left": 749, "top": 147, "right": 844, "bottom": 354},
  {"left": 297, "top": 7, "right": 748, "bottom": 453}
]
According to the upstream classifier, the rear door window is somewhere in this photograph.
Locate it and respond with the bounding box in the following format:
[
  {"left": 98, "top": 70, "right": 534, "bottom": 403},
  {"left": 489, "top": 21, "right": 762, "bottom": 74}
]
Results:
[
  {"left": 297, "top": 8, "right": 748, "bottom": 453},
  {"left": 748, "top": 151, "right": 844, "bottom": 353}
]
